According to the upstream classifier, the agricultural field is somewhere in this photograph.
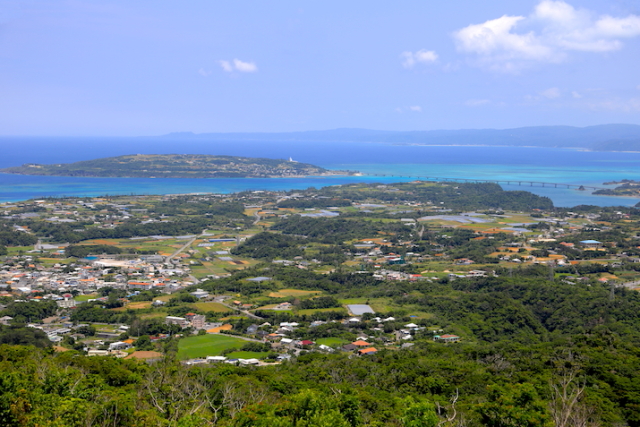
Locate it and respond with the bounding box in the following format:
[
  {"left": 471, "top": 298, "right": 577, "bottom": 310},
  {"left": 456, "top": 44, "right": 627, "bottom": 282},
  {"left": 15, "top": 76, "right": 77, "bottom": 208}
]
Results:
[
  {"left": 268, "top": 289, "right": 322, "bottom": 298},
  {"left": 138, "top": 311, "right": 167, "bottom": 319},
  {"left": 189, "top": 302, "right": 232, "bottom": 313},
  {"left": 112, "top": 301, "right": 152, "bottom": 311}
]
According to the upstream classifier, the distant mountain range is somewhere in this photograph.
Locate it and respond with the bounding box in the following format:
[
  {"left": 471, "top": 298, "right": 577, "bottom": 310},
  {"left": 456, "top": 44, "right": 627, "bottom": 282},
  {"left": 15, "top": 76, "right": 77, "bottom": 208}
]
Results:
[{"left": 162, "top": 124, "right": 640, "bottom": 151}]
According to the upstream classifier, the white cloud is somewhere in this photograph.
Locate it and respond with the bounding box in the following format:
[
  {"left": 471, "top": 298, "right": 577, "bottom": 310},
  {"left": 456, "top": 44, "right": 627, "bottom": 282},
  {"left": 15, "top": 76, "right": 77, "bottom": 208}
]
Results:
[
  {"left": 453, "top": 0, "right": 640, "bottom": 71},
  {"left": 454, "top": 15, "right": 554, "bottom": 63},
  {"left": 465, "top": 99, "right": 491, "bottom": 107},
  {"left": 571, "top": 91, "right": 582, "bottom": 98},
  {"left": 218, "top": 59, "right": 258, "bottom": 73},
  {"left": 541, "top": 87, "right": 561, "bottom": 98},
  {"left": 233, "top": 59, "right": 258, "bottom": 73},
  {"left": 401, "top": 49, "right": 438, "bottom": 68},
  {"left": 198, "top": 68, "right": 212, "bottom": 77},
  {"left": 396, "top": 106, "right": 423, "bottom": 113},
  {"left": 219, "top": 60, "right": 233, "bottom": 72}
]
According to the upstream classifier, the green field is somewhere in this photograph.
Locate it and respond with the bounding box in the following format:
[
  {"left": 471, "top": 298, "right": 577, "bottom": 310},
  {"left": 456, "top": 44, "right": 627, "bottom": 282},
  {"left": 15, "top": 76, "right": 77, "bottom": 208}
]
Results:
[
  {"left": 225, "top": 351, "right": 269, "bottom": 360},
  {"left": 268, "top": 289, "right": 322, "bottom": 298},
  {"left": 177, "top": 334, "right": 246, "bottom": 359},
  {"left": 190, "top": 302, "right": 232, "bottom": 313},
  {"left": 338, "top": 298, "right": 368, "bottom": 305},
  {"left": 316, "top": 337, "right": 345, "bottom": 347},
  {"left": 6, "top": 246, "right": 34, "bottom": 255},
  {"left": 139, "top": 311, "right": 168, "bottom": 319},
  {"left": 75, "top": 293, "right": 98, "bottom": 302}
]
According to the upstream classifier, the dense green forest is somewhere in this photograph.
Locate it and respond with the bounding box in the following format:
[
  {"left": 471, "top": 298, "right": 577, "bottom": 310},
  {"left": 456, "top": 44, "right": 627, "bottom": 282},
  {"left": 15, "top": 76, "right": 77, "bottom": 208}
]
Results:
[
  {"left": 271, "top": 216, "right": 413, "bottom": 244},
  {"left": 300, "top": 182, "right": 554, "bottom": 211},
  {"left": 2, "top": 332, "right": 640, "bottom": 426}
]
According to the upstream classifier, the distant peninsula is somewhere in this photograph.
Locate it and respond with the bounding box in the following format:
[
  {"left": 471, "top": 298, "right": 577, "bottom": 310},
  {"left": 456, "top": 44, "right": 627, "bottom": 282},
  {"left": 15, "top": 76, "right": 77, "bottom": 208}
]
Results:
[
  {"left": 0, "top": 154, "right": 358, "bottom": 178},
  {"left": 593, "top": 179, "right": 640, "bottom": 197}
]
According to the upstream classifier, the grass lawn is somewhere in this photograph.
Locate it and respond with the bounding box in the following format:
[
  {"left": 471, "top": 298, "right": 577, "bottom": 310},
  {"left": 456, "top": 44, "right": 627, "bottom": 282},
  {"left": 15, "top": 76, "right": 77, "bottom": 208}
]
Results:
[
  {"left": 225, "top": 351, "right": 269, "bottom": 359},
  {"left": 190, "top": 302, "right": 232, "bottom": 313},
  {"left": 316, "top": 337, "right": 345, "bottom": 347},
  {"left": 338, "top": 298, "right": 368, "bottom": 305},
  {"left": 139, "top": 311, "right": 168, "bottom": 319},
  {"left": 75, "top": 293, "right": 98, "bottom": 302},
  {"left": 7, "top": 246, "right": 34, "bottom": 255},
  {"left": 38, "top": 257, "right": 64, "bottom": 266},
  {"left": 177, "top": 334, "right": 246, "bottom": 360},
  {"left": 337, "top": 297, "right": 398, "bottom": 314},
  {"left": 255, "top": 304, "right": 280, "bottom": 310}
]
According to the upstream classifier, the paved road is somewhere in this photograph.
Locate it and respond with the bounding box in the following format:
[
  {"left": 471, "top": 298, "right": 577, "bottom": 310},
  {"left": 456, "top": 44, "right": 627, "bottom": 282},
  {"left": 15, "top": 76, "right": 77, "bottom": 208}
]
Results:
[
  {"left": 219, "top": 302, "right": 264, "bottom": 320},
  {"left": 167, "top": 232, "right": 204, "bottom": 261}
]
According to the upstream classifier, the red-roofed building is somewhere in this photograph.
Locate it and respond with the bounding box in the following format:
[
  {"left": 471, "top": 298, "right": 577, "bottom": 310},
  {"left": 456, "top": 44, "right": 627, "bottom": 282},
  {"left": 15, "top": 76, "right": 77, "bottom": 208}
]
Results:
[
  {"left": 297, "top": 340, "right": 315, "bottom": 348},
  {"left": 433, "top": 334, "right": 460, "bottom": 343}
]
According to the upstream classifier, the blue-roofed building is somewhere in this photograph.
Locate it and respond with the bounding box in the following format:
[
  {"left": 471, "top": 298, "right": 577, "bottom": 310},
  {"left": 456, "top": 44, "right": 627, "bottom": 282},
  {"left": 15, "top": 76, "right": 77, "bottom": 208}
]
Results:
[
  {"left": 245, "top": 277, "right": 272, "bottom": 282},
  {"left": 580, "top": 240, "right": 603, "bottom": 249}
]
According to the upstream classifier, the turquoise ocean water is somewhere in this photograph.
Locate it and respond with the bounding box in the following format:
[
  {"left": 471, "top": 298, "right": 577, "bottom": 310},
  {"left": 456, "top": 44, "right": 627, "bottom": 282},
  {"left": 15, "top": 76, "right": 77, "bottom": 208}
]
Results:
[{"left": 0, "top": 138, "right": 639, "bottom": 207}]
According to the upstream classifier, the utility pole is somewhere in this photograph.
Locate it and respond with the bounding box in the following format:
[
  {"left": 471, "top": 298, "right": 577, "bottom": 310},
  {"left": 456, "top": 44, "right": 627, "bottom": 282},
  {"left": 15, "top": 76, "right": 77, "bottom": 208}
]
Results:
[{"left": 610, "top": 281, "right": 615, "bottom": 301}]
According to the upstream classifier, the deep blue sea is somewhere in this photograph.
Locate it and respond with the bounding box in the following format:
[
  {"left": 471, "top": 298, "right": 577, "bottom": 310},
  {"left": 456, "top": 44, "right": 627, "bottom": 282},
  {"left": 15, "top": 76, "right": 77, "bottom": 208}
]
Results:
[{"left": 1, "top": 136, "right": 639, "bottom": 208}]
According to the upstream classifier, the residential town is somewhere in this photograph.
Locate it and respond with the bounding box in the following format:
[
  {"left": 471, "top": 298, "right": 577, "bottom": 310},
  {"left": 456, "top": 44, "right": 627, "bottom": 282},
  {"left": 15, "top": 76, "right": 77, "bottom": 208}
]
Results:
[{"left": 2, "top": 181, "right": 640, "bottom": 366}]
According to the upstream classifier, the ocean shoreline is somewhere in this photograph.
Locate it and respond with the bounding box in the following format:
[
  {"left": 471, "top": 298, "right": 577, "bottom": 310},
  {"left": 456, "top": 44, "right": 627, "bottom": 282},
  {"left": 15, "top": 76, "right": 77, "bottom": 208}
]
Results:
[{"left": 2, "top": 144, "right": 640, "bottom": 207}]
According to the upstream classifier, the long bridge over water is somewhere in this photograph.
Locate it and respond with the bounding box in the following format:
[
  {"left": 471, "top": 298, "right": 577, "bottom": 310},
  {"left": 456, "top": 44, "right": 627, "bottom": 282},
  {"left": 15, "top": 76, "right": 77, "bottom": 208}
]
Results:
[{"left": 364, "top": 174, "right": 605, "bottom": 191}]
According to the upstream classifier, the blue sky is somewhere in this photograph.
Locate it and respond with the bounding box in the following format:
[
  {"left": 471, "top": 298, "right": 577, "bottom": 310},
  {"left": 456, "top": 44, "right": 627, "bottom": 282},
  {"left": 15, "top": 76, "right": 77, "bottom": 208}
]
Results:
[{"left": 1, "top": 0, "right": 639, "bottom": 136}]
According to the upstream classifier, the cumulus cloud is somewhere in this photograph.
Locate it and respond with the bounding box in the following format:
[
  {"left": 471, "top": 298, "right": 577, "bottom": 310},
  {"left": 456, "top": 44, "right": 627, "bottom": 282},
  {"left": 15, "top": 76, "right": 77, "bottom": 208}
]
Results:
[
  {"left": 396, "top": 106, "right": 423, "bottom": 113},
  {"left": 541, "top": 87, "right": 561, "bottom": 98},
  {"left": 218, "top": 59, "right": 257, "bottom": 73},
  {"left": 219, "top": 60, "right": 233, "bottom": 72},
  {"left": 233, "top": 59, "right": 258, "bottom": 73},
  {"left": 453, "top": 0, "right": 640, "bottom": 71},
  {"left": 401, "top": 49, "right": 438, "bottom": 68}
]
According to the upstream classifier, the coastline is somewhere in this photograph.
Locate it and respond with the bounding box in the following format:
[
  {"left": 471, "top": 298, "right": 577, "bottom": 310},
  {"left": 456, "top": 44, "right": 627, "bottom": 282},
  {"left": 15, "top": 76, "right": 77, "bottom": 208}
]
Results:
[
  {"left": 0, "top": 171, "right": 360, "bottom": 180},
  {"left": 2, "top": 145, "right": 640, "bottom": 207}
]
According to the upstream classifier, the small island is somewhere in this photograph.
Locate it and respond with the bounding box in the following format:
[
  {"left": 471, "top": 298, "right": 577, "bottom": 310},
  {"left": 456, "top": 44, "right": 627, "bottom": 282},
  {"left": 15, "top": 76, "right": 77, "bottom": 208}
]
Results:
[
  {"left": 0, "top": 154, "right": 359, "bottom": 179},
  {"left": 593, "top": 179, "right": 640, "bottom": 197}
]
